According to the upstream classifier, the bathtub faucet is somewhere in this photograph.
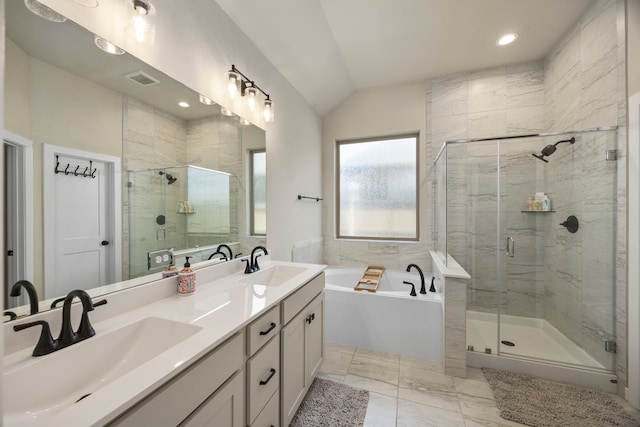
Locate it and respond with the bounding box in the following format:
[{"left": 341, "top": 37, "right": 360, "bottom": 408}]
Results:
[{"left": 406, "top": 264, "right": 426, "bottom": 294}]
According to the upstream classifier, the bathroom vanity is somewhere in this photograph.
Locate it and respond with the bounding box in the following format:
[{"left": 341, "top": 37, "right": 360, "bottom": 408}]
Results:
[{"left": 3, "top": 258, "right": 326, "bottom": 427}]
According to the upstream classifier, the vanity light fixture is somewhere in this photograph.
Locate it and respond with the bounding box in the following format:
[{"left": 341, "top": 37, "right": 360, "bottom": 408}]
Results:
[
  {"left": 126, "top": 0, "right": 156, "bottom": 44},
  {"left": 226, "top": 65, "right": 274, "bottom": 122},
  {"left": 94, "top": 35, "right": 126, "bottom": 55},
  {"left": 199, "top": 94, "right": 215, "bottom": 106},
  {"left": 24, "top": 0, "right": 67, "bottom": 22},
  {"left": 496, "top": 32, "right": 518, "bottom": 46},
  {"left": 178, "top": 101, "right": 190, "bottom": 108}
]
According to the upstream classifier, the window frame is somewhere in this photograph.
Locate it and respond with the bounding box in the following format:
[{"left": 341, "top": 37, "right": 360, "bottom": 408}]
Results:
[
  {"left": 335, "top": 133, "right": 420, "bottom": 242},
  {"left": 249, "top": 149, "right": 266, "bottom": 237}
]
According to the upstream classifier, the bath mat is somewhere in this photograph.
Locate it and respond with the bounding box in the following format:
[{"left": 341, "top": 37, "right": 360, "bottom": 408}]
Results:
[
  {"left": 290, "top": 377, "right": 369, "bottom": 427},
  {"left": 482, "top": 367, "right": 640, "bottom": 427}
]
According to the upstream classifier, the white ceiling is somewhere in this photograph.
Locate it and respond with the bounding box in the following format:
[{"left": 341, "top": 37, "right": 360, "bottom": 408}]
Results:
[{"left": 215, "top": 0, "right": 595, "bottom": 116}]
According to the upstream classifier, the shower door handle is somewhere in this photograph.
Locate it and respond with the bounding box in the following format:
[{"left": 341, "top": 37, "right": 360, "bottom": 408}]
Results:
[
  {"left": 156, "top": 227, "right": 166, "bottom": 241},
  {"left": 505, "top": 237, "right": 515, "bottom": 257}
]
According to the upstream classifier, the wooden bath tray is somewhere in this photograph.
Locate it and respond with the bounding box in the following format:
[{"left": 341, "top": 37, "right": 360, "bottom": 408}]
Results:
[{"left": 354, "top": 266, "right": 385, "bottom": 292}]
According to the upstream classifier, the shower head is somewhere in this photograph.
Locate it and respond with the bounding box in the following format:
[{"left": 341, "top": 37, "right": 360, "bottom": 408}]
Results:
[
  {"left": 532, "top": 137, "right": 576, "bottom": 163},
  {"left": 158, "top": 171, "right": 178, "bottom": 184}
]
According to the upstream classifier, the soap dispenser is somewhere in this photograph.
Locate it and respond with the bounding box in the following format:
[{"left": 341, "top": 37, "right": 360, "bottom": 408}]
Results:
[{"left": 178, "top": 256, "right": 196, "bottom": 295}]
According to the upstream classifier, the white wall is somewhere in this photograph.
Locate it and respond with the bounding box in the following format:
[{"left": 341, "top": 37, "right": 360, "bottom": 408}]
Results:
[
  {"left": 39, "top": 0, "right": 323, "bottom": 261},
  {"left": 322, "top": 81, "right": 429, "bottom": 271}
]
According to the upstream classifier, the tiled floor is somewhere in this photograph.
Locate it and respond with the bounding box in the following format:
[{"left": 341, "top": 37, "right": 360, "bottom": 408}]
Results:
[{"left": 318, "top": 343, "right": 640, "bottom": 427}]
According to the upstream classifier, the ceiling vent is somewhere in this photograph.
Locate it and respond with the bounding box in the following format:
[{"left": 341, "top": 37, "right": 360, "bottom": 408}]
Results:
[{"left": 125, "top": 71, "right": 160, "bottom": 87}]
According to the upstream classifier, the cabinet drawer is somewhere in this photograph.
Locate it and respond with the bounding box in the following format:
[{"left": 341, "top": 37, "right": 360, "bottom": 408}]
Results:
[
  {"left": 282, "top": 272, "right": 324, "bottom": 325},
  {"left": 109, "top": 332, "right": 244, "bottom": 427},
  {"left": 250, "top": 388, "right": 279, "bottom": 427},
  {"left": 247, "top": 305, "right": 280, "bottom": 356},
  {"left": 247, "top": 336, "right": 280, "bottom": 424}
]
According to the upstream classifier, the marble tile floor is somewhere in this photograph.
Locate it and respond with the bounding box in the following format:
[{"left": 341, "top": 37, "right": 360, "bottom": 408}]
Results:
[{"left": 319, "top": 342, "right": 640, "bottom": 427}]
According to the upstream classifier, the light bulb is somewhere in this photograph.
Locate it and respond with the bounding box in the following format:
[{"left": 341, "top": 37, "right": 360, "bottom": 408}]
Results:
[
  {"left": 245, "top": 85, "right": 258, "bottom": 112},
  {"left": 263, "top": 99, "right": 274, "bottom": 123},
  {"left": 227, "top": 71, "right": 239, "bottom": 99},
  {"left": 127, "top": 0, "right": 155, "bottom": 44}
]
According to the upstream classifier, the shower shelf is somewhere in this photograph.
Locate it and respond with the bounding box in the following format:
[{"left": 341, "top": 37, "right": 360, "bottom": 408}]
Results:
[
  {"left": 521, "top": 210, "right": 556, "bottom": 213},
  {"left": 177, "top": 211, "right": 196, "bottom": 214}
]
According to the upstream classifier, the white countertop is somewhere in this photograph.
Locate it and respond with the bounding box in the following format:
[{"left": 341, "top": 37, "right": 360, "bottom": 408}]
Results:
[{"left": 3, "top": 259, "right": 326, "bottom": 427}]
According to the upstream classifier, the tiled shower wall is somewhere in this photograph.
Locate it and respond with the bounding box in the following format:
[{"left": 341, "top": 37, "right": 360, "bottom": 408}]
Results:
[{"left": 542, "top": 0, "right": 626, "bottom": 379}]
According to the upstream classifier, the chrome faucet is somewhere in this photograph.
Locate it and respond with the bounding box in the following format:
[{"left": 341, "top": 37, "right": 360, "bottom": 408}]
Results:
[
  {"left": 13, "top": 289, "right": 106, "bottom": 357},
  {"left": 406, "top": 264, "right": 426, "bottom": 294},
  {"left": 243, "top": 246, "right": 268, "bottom": 274},
  {"left": 216, "top": 244, "right": 233, "bottom": 260},
  {"left": 10, "top": 280, "right": 39, "bottom": 315}
]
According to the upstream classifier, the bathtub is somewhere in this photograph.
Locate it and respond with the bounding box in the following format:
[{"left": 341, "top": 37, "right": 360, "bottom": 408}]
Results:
[{"left": 324, "top": 266, "right": 443, "bottom": 361}]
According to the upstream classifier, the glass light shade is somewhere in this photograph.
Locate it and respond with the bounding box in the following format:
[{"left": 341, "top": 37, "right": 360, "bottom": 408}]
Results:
[
  {"left": 24, "top": 0, "right": 67, "bottom": 22},
  {"left": 221, "top": 107, "right": 234, "bottom": 117},
  {"left": 245, "top": 85, "right": 258, "bottom": 112},
  {"left": 94, "top": 36, "right": 125, "bottom": 55},
  {"left": 126, "top": 0, "right": 156, "bottom": 44},
  {"left": 199, "top": 94, "right": 215, "bottom": 105},
  {"left": 263, "top": 99, "right": 274, "bottom": 123},
  {"left": 227, "top": 71, "right": 239, "bottom": 99}
]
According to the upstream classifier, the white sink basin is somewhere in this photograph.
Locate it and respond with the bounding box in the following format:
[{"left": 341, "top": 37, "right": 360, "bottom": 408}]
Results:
[
  {"left": 240, "top": 265, "right": 307, "bottom": 287},
  {"left": 4, "top": 317, "right": 201, "bottom": 424}
]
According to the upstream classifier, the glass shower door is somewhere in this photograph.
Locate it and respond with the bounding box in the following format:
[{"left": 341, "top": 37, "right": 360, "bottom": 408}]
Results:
[
  {"left": 448, "top": 140, "right": 501, "bottom": 355},
  {"left": 498, "top": 130, "right": 617, "bottom": 372}
]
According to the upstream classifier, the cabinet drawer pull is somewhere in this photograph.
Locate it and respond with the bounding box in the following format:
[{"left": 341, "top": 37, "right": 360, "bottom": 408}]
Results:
[
  {"left": 259, "top": 368, "right": 276, "bottom": 385},
  {"left": 259, "top": 322, "right": 277, "bottom": 336},
  {"left": 306, "top": 313, "right": 316, "bottom": 324}
]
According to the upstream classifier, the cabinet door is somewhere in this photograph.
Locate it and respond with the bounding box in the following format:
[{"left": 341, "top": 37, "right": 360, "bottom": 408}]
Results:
[
  {"left": 306, "top": 293, "right": 324, "bottom": 382},
  {"left": 180, "top": 371, "right": 244, "bottom": 427},
  {"left": 281, "top": 310, "right": 306, "bottom": 426}
]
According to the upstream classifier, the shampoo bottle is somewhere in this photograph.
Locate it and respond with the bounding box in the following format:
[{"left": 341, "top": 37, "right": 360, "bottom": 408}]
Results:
[{"left": 178, "top": 256, "right": 196, "bottom": 295}]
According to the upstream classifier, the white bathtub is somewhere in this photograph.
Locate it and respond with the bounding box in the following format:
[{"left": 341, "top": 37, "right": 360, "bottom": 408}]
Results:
[{"left": 324, "top": 266, "right": 443, "bottom": 361}]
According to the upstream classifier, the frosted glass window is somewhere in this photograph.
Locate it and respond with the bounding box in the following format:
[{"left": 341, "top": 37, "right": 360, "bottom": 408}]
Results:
[
  {"left": 251, "top": 150, "right": 266, "bottom": 235},
  {"left": 337, "top": 135, "right": 418, "bottom": 240}
]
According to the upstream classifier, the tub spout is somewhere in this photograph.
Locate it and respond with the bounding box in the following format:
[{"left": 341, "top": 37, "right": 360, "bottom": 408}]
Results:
[{"left": 406, "top": 264, "right": 426, "bottom": 294}]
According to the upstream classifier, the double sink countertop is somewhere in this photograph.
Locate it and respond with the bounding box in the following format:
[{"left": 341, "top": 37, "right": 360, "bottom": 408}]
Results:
[{"left": 3, "top": 257, "right": 326, "bottom": 427}]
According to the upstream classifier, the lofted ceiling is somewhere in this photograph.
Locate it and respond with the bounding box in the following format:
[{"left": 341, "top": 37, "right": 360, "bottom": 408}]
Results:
[{"left": 215, "top": 0, "right": 595, "bottom": 116}]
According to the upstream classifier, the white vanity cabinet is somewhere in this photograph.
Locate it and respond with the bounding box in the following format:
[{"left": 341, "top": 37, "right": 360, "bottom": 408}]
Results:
[
  {"left": 280, "top": 273, "right": 325, "bottom": 426},
  {"left": 109, "top": 332, "right": 245, "bottom": 427},
  {"left": 246, "top": 306, "right": 281, "bottom": 426}
]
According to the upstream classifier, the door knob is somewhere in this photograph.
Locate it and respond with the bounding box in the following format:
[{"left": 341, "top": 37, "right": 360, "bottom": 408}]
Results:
[{"left": 101, "top": 240, "right": 110, "bottom": 246}]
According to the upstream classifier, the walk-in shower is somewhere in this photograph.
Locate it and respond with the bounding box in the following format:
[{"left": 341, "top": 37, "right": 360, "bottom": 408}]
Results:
[
  {"left": 433, "top": 127, "right": 618, "bottom": 390},
  {"left": 126, "top": 165, "right": 237, "bottom": 279}
]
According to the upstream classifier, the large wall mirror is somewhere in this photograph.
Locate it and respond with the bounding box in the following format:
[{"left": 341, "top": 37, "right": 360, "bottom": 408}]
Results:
[{"left": 3, "top": 1, "right": 266, "bottom": 318}]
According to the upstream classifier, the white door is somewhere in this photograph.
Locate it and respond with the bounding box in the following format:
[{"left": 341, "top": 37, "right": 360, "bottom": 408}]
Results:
[
  {"left": 43, "top": 145, "right": 121, "bottom": 300},
  {"left": 50, "top": 154, "right": 109, "bottom": 297}
]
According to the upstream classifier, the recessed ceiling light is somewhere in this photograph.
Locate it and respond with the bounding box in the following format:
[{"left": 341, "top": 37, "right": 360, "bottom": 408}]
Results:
[
  {"left": 199, "top": 94, "right": 215, "bottom": 105},
  {"left": 94, "top": 36, "right": 125, "bottom": 55},
  {"left": 496, "top": 33, "right": 518, "bottom": 46},
  {"left": 239, "top": 118, "right": 251, "bottom": 126},
  {"left": 221, "top": 107, "right": 234, "bottom": 117},
  {"left": 24, "top": 0, "right": 67, "bottom": 22},
  {"left": 74, "top": 0, "right": 99, "bottom": 7},
  {"left": 178, "top": 101, "right": 190, "bottom": 108}
]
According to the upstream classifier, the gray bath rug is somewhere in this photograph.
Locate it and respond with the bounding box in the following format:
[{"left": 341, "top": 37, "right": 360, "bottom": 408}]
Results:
[
  {"left": 290, "top": 377, "right": 369, "bottom": 427},
  {"left": 482, "top": 367, "right": 640, "bottom": 427}
]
